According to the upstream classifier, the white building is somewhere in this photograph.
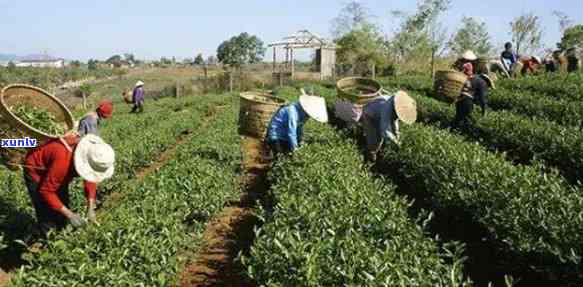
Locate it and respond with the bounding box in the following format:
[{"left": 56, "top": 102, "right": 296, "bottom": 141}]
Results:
[{"left": 16, "top": 58, "right": 65, "bottom": 68}]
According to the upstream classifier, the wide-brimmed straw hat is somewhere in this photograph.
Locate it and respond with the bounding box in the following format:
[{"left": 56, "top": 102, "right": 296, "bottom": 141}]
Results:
[
  {"left": 480, "top": 74, "right": 496, "bottom": 89},
  {"left": 394, "top": 91, "right": 417, "bottom": 125},
  {"left": 299, "top": 95, "right": 328, "bottom": 123},
  {"left": 532, "top": 56, "right": 542, "bottom": 65},
  {"left": 74, "top": 134, "right": 115, "bottom": 183},
  {"left": 462, "top": 50, "right": 478, "bottom": 61},
  {"left": 135, "top": 81, "right": 144, "bottom": 87}
]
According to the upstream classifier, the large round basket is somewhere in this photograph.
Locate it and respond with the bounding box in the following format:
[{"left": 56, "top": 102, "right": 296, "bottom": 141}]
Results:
[
  {"left": 0, "top": 84, "right": 75, "bottom": 170},
  {"left": 433, "top": 71, "right": 468, "bottom": 103},
  {"left": 476, "top": 58, "right": 490, "bottom": 74},
  {"left": 336, "top": 77, "right": 382, "bottom": 105},
  {"left": 239, "top": 92, "right": 287, "bottom": 139}
]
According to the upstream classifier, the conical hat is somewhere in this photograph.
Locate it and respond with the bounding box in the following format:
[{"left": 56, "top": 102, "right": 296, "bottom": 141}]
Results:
[
  {"left": 299, "top": 95, "right": 328, "bottom": 123},
  {"left": 394, "top": 91, "right": 417, "bottom": 125}
]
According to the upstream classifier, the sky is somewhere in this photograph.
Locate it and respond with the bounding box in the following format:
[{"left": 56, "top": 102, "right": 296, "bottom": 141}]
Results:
[{"left": 0, "top": 0, "right": 581, "bottom": 61}]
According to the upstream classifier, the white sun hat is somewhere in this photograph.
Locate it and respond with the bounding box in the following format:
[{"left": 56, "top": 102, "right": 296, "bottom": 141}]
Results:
[
  {"left": 532, "top": 56, "right": 542, "bottom": 64},
  {"left": 74, "top": 134, "right": 115, "bottom": 183},
  {"left": 394, "top": 91, "right": 417, "bottom": 125},
  {"left": 462, "top": 50, "right": 478, "bottom": 61},
  {"left": 299, "top": 94, "right": 328, "bottom": 123},
  {"left": 135, "top": 81, "right": 144, "bottom": 87}
]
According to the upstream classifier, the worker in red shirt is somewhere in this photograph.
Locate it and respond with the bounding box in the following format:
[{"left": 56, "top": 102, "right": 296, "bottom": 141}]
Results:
[
  {"left": 24, "top": 132, "right": 115, "bottom": 234},
  {"left": 520, "top": 56, "right": 542, "bottom": 76}
]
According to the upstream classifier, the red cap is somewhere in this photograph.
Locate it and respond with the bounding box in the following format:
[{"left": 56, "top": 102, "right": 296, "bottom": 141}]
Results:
[{"left": 97, "top": 100, "right": 114, "bottom": 119}]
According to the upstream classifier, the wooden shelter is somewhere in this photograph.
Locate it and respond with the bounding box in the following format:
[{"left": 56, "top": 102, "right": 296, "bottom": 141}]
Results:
[{"left": 269, "top": 30, "right": 337, "bottom": 82}]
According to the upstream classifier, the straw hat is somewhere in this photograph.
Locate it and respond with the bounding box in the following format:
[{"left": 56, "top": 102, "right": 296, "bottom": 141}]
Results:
[
  {"left": 462, "top": 50, "right": 478, "bottom": 61},
  {"left": 299, "top": 95, "right": 328, "bottom": 123},
  {"left": 74, "top": 134, "right": 115, "bottom": 183},
  {"left": 480, "top": 74, "right": 496, "bottom": 89},
  {"left": 135, "top": 81, "right": 144, "bottom": 87},
  {"left": 532, "top": 56, "right": 542, "bottom": 65},
  {"left": 394, "top": 91, "right": 417, "bottom": 125}
]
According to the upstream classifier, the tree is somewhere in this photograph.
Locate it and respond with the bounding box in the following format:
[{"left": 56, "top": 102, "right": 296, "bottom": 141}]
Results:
[
  {"left": 553, "top": 11, "right": 573, "bottom": 34},
  {"left": 194, "top": 54, "right": 205, "bottom": 65},
  {"left": 558, "top": 25, "right": 583, "bottom": 50},
  {"left": 70, "top": 60, "right": 82, "bottom": 68},
  {"left": 336, "top": 24, "right": 387, "bottom": 76},
  {"left": 123, "top": 53, "right": 136, "bottom": 64},
  {"left": 87, "top": 59, "right": 98, "bottom": 70},
  {"left": 331, "top": 1, "right": 375, "bottom": 38},
  {"left": 510, "top": 13, "right": 543, "bottom": 55},
  {"left": 7, "top": 61, "right": 16, "bottom": 71},
  {"left": 389, "top": 0, "right": 451, "bottom": 66},
  {"left": 207, "top": 56, "right": 218, "bottom": 65},
  {"left": 449, "top": 16, "right": 493, "bottom": 56},
  {"left": 216, "top": 32, "right": 265, "bottom": 68},
  {"left": 160, "top": 57, "right": 172, "bottom": 65}
]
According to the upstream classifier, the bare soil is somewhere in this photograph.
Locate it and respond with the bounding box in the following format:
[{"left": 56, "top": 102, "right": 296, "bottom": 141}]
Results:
[
  {"left": 180, "top": 137, "right": 270, "bottom": 287},
  {"left": 0, "top": 268, "right": 10, "bottom": 286}
]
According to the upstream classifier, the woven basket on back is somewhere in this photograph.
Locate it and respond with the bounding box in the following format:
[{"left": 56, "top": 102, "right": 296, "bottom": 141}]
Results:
[
  {"left": 239, "top": 92, "right": 287, "bottom": 139},
  {"left": 336, "top": 77, "right": 382, "bottom": 105},
  {"left": 476, "top": 58, "right": 490, "bottom": 74},
  {"left": 433, "top": 71, "right": 468, "bottom": 103},
  {"left": 0, "top": 84, "right": 74, "bottom": 170}
]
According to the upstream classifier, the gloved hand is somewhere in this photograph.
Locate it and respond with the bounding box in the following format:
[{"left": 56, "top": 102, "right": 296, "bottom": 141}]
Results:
[
  {"left": 87, "top": 200, "right": 97, "bottom": 223},
  {"left": 68, "top": 213, "right": 87, "bottom": 228},
  {"left": 87, "top": 208, "right": 97, "bottom": 224}
]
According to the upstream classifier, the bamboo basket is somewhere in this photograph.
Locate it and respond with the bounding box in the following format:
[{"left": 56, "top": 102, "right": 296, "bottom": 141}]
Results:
[
  {"left": 238, "top": 92, "right": 287, "bottom": 139},
  {"left": 0, "top": 84, "right": 74, "bottom": 170},
  {"left": 433, "top": 71, "right": 468, "bottom": 103},
  {"left": 336, "top": 77, "right": 382, "bottom": 105},
  {"left": 476, "top": 58, "right": 490, "bottom": 74}
]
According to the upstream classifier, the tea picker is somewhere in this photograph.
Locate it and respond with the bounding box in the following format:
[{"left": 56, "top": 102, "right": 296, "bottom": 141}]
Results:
[
  {"left": 265, "top": 89, "right": 328, "bottom": 156},
  {"left": 452, "top": 63, "right": 495, "bottom": 129},
  {"left": 131, "top": 81, "right": 145, "bottom": 113},
  {"left": 361, "top": 90, "right": 417, "bottom": 162},
  {"left": 23, "top": 133, "right": 115, "bottom": 234},
  {"left": 78, "top": 100, "right": 114, "bottom": 136}
]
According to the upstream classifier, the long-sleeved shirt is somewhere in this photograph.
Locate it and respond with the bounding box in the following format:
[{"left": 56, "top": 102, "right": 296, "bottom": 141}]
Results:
[
  {"left": 471, "top": 75, "right": 489, "bottom": 113},
  {"left": 132, "top": 86, "right": 145, "bottom": 104},
  {"left": 501, "top": 50, "right": 517, "bottom": 64},
  {"left": 78, "top": 112, "right": 100, "bottom": 136},
  {"left": 24, "top": 139, "right": 97, "bottom": 211},
  {"left": 363, "top": 96, "right": 399, "bottom": 143},
  {"left": 266, "top": 102, "right": 308, "bottom": 150}
]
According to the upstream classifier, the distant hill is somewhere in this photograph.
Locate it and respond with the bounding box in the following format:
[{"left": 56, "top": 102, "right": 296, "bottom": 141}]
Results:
[
  {"left": 0, "top": 53, "right": 62, "bottom": 62},
  {"left": 0, "top": 54, "right": 18, "bottom": 61}
]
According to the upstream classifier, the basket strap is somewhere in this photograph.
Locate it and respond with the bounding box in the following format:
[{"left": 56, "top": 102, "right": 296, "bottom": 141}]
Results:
[{"left": 59, "top": 138, "right": 73, "bottom": 153}]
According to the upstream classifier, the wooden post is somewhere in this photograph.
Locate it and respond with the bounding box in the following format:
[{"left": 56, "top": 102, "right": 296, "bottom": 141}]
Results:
[
  {"left": 82, "top": 93, "right": 87, "bottom": 111},
  {"left": 229, "top": 70, "right": 233, "bottom": 93},
  {"left": 290, "top": 47, "right": 295, "bottom": 79},
  {"left": 272, "top": 46, "right": 276, "bottom": 73},
  {"left": 203, "top": 64, "right": 208, "bottom": 93},
  {"left": 371, "top": 63, "right": 376, "bottom": 79},
  {"left": 175, "top": 81, "right": 180, "bottom": 98},
  {"left": 285, "top": 48, "right": 290, "bottom": 70}
]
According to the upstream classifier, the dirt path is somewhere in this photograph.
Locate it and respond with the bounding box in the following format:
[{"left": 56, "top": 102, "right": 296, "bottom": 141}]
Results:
[
  {"left": 180, "top": 137, "right": 270, "bottom": 287},
  {"left": 0, "top": 268, "right": 9, "bottom": 286}
]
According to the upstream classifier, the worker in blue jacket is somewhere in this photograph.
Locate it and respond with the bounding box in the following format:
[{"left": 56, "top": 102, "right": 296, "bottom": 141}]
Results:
[
  {"left": 266, "top": 91, "right": 328, "bottom": 156},
  {"left": 361, "top": 90, "right": 417, "bottom": 162}
]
